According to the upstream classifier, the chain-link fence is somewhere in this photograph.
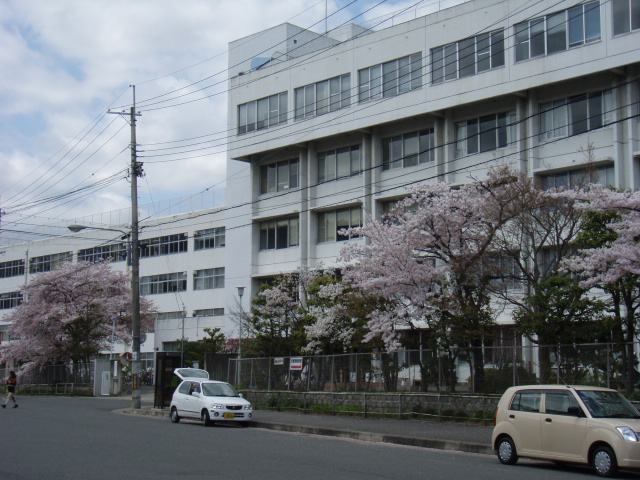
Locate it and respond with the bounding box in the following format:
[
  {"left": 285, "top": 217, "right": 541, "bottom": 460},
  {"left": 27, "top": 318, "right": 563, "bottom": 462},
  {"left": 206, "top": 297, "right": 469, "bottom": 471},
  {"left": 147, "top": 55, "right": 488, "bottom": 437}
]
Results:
[
  {"left": 0, "top": 362, "right": 94, "bottom": 387},
  {"left": 227, "top": 342, "right": 640, "bottom": 394}
]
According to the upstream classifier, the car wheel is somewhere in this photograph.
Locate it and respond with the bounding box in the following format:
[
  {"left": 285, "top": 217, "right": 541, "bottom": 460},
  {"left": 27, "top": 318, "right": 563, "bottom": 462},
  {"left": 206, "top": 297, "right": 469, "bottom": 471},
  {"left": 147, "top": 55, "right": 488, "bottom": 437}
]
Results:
[
  {"left": 202, "top": 410, "right": 212, "bottom": 427},
  {"left": 497, "top": 436, "right": 518, "bottom": 465},
  {"left": 170, "top": 407, "right": 180, "bottom": 424},
  {"left": 592, "top": 445, "right": 618, "bottom": 477}
]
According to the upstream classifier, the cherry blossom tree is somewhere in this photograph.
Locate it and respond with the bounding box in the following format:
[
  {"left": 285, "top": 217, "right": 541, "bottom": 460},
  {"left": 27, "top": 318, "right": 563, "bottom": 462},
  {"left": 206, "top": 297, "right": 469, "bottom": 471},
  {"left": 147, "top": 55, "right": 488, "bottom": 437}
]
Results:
[
  {"left": 560, "top": 186, "right": 640, "bottom": 391},
  {"left": 341, "top": 167, "right": 532, "bottom": 391},
  {"left": 248, "top": 267, "right": 318, "bottom": 357},
  {"left": 248, "top": 266, "right": 367, "bottom": 357},
  {"left": 1, "top": 260, "right": 156, "bottom": 373},
  {"left": 488, "top": 174, "right": 594, "bottom": 382}
]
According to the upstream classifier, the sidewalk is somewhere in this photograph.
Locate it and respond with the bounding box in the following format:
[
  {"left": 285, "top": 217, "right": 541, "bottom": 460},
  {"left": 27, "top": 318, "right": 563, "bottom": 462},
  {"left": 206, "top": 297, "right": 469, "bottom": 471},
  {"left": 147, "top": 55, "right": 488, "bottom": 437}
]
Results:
[{"left": 120, "top": 391, "right": 495, "bottom": 455}]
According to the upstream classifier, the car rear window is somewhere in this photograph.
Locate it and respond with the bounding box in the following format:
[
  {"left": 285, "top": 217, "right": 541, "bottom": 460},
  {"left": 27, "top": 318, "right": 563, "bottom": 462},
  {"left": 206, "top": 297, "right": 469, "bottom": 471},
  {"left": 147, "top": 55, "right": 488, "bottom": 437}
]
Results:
[{"left": 509, "top": 390, "right": 542, "bottom": 412}]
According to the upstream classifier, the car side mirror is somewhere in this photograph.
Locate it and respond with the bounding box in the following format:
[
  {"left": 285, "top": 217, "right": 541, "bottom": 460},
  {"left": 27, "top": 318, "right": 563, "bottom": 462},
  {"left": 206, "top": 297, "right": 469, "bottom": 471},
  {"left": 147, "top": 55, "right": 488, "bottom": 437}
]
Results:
[
  {"left": 192, "top": 391, "right": 201, "bottom": 397},
  {"left": 239, "top": 393, "right": 243, "bottom": 398},
  {"left": 567, "top": 406, "right": 584, "bottom": 417}
]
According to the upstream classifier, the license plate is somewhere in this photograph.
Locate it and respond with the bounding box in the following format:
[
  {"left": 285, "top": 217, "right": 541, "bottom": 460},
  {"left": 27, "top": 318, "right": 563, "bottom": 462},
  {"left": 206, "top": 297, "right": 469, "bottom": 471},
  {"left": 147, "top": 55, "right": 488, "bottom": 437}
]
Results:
[{"left": 223, "top": 412, "right": 235, "bottom": 419}]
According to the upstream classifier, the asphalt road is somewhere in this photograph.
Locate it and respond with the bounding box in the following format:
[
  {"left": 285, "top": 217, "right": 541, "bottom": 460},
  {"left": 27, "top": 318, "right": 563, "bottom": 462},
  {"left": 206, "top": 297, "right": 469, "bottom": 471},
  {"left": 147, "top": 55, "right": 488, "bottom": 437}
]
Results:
[{"left": 0, "top": 396, "right": 637, "bottom": 480}]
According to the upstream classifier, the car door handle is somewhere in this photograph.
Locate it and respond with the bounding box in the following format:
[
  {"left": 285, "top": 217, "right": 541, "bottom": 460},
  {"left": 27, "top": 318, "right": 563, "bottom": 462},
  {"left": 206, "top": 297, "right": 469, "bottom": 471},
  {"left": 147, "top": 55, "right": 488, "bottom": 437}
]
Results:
[
  {"left": 509, "top": 414, "right": 515, "bottom": 419},
  {"left": 545, "top": 418, "right": 552, "bottom": 423}
]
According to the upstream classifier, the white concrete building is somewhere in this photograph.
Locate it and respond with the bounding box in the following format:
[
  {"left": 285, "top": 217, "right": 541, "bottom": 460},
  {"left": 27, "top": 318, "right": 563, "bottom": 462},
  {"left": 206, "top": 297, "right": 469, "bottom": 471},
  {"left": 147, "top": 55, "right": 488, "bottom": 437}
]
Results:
[
  {"left": 1, "top": 0, "right": 639, "bottom": 361},
  {"left": 225, "top": 0, "right": 639, "bottom": 312},
  {"left": 0, "top": 208, "right": 228, "bottom": 367}
]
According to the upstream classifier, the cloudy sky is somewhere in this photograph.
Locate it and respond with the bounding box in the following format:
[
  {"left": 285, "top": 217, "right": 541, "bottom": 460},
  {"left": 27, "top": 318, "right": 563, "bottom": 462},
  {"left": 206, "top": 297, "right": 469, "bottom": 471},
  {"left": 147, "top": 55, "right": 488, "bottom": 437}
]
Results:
[{"left": 0, "top": 0, "right": 438, "bottom": 243}]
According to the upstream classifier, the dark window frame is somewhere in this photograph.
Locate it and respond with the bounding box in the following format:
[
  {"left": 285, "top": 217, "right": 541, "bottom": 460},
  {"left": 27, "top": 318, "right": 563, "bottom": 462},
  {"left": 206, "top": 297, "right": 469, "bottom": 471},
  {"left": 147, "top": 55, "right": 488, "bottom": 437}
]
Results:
[
  {"left": 358, "top": 53, "right": 422, "bottom": 102},
  {"left": 259, "top": 216, "right": 300, "bottom": 250},
  {"left": 515, "top": 2, "right": 601, "bottom": 62},
  {"left": 431, "top": 29, "right": 505, "bottom": 84}
]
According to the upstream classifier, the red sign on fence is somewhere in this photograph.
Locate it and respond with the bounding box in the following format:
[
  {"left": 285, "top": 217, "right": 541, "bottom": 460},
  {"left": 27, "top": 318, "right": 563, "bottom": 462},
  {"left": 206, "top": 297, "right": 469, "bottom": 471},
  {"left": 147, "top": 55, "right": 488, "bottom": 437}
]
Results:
[{"left": 290, "top": 357, "right": 303, "bottom": 371}]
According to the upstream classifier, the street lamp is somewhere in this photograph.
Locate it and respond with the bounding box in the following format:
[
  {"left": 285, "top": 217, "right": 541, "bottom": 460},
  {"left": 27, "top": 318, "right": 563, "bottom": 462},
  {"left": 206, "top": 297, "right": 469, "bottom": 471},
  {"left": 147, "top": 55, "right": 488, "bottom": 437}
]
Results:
[
  {"left": 68, "top": 223, "right": 142, "bottom": 409},
  {"left": 236, "top": 286, "right": 245, "bottom": 386}
]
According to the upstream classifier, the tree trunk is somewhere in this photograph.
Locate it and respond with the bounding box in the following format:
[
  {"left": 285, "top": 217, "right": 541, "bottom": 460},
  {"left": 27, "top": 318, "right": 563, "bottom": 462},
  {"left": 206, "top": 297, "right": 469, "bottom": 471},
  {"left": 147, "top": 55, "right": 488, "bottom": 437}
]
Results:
[
  {"left": 470, "top": 340, "right": 485, "bottom": 392},
  {"left": 537, "top": 343, "right": 553, "bottom": 384}
]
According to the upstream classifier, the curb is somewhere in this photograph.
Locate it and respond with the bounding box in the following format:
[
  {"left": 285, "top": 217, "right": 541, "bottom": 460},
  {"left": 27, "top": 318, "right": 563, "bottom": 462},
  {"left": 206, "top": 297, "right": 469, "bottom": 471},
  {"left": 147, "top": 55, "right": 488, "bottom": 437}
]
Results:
[
  {"left": 251, "top": 420, "right": 494, "bottom": 455},
  {"left": 117, "top": 407, "right": 494, "bottom": 455}
]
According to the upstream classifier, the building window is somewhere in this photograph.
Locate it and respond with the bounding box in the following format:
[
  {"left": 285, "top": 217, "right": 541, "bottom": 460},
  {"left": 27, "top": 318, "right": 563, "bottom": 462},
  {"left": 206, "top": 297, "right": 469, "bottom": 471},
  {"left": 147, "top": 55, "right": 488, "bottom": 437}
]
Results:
[
  {"left": 382, "top": 129, "right": 435, "bottom": 170},
  {"left": 455, "top": 111, "right": 517, "bottom": 157},
  {"left": 431, "top": 30, "right": 504, "bottom": 84},
  {"left": 0, "top": 324, "right": 16, "bottom": 343},
  {"left": 29, "top": 252, "right": 72, "bottom": 274},
  {"left": 140, "top": 272, "right": 187, "bottom": 295},
  {"left": 193, "top": 308, "right": 225, "bottom": 317},
  {"left": 613, "top": 0, "right": 640, "bottom": 34},
  {"left": 259, "top": 216, "right": 299, "bottom": 250},
  {"left": 318, "top": 145, "right": 361, "bottom": 182},
  {"left": 380, "top": 198, "right": 418, "bottom": 217},
  {"left": 540, "top": 165, "right": 615, "bottom": 190},
  {"left": 78, "top": 243, "right": 127, "bottom": 263},
  {"left": 0, "top": 260, "right": 24, "bottom": 279},
  {"left": 139, "top": 234, "right": 188, "bottom": 258},
  {"left": 238, "top": 91, "right": 288, "bottom": 134},
  {"left": 193, "top": 268, "right": 225, "bottom": 290},
  {"left": 155, "top": 311, "right": 183, "bottom": 321},
  {"left": 162, "top": 341, "right": 180, "bottom": 352},
  {"left": 260, "top": 159, "right": 299, "bottom": 194},
  {"left": 295, "top": 74, "right": 351, "bottom": 119},
  {"left": 0, "top": 291, "right": 22, "bottom": 310},
  {"left": 515, "top": 2, "right": 600, "bottom": 62},
  {"left": 318, "top": 207, "right": 362, "bottom": 243},
  {"left": 358, "top": 53, "right": 422, "bottom": 103},
  {"left": 194, "top": 227, "right": 225, "bottom": 250},
  {"left": 539, "top": 90, "right": 612, "bottom": 140}
]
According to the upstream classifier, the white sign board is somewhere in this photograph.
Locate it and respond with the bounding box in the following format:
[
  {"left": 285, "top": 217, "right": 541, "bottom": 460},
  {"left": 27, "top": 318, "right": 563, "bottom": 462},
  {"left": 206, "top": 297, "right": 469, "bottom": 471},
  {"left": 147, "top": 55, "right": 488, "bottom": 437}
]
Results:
[
  {"left": 290, "top": 357, "right": 303, "bottom": 371},
  {"left": 274, "top": 357, "right": 284, "bottom": 365}
]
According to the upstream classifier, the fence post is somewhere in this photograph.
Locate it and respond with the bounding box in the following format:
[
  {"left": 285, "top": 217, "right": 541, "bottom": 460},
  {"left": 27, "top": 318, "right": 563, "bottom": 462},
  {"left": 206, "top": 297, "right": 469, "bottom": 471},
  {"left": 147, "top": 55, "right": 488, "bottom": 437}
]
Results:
[
  {"left": 513, "top": 343, "right": 517, "bottom": 387},
  {"left": 606, "top": 343, "right": 610, "bottom": 389},
  {"left": 331, "top": 356, "right": 335, "bottom": 392},
  {"left": 483, "top": 396, "right": 487, "bottom": 426},
  {"left": 363, "top": 393, "right": 368, "bottom": 419},
  {"left": 557, "top": 344, "right": 561, "bottom": 385},
  {"left": 331, "top": 392, "right": 335, "bottom": 416},
  {"left": 438, "top": 351, "right": 442, "bottom": 393}
]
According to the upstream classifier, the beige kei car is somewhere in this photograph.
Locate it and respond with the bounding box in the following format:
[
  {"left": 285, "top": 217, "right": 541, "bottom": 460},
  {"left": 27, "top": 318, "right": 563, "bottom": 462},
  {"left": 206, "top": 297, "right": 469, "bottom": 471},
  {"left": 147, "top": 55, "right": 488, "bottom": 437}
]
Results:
[{"left": 492, "top": 385, "right": 640, "bottom": 477}]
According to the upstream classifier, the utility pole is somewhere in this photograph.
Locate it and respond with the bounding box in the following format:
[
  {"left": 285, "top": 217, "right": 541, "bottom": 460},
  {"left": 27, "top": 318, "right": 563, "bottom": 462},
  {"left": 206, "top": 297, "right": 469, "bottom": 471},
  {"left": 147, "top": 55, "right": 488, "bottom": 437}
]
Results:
[{"left": 108, "top": 85, "right": 143, "bottom": 409}]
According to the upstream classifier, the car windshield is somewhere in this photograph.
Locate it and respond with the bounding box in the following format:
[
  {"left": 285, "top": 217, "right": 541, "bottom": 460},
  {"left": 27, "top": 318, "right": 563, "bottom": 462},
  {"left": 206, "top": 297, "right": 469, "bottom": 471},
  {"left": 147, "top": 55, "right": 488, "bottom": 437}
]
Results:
[
  {"left": 577, "top": 390, "right": 640, "bottom": 419},
  {"left": 202, "top": 383, "right": 240, "bottom": 397}
]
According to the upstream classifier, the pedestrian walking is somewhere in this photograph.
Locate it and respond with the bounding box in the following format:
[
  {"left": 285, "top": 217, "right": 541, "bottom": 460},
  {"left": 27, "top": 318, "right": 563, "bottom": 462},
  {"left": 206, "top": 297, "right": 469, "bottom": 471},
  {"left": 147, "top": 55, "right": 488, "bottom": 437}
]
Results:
[{"left": 2, "top": 371, "right": 18, "bottom": 408}]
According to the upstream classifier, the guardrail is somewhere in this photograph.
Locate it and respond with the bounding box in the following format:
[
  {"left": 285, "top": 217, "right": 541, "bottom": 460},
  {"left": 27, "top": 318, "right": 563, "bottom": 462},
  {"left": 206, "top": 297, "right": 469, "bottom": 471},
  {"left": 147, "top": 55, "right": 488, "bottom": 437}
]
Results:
[
  {"left": 245, "top": 390, "right": 502, "bottom": 425},
  {"left": 19, "top": 383, "right": 93, "bottom": 396}
]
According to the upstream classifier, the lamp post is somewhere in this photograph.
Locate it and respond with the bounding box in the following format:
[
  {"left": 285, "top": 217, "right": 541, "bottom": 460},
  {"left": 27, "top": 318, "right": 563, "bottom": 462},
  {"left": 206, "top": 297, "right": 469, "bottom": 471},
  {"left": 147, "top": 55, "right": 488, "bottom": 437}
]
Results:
[
  {"left": 236, "top": 286, "right": 245, "bottom": 386},
  {"left": 68, "top": 223, "right": 142, "bottom": 408}
]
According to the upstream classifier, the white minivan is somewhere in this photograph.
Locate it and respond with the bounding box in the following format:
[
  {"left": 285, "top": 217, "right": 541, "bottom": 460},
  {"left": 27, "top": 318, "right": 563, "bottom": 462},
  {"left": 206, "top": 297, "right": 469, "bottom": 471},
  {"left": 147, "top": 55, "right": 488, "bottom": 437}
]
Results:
[
  {"left": 169, "top": 368, "right": 253, "bottom": 426},
  {"left": 492, "top": 385, "right": 640, "bottom": 477}
]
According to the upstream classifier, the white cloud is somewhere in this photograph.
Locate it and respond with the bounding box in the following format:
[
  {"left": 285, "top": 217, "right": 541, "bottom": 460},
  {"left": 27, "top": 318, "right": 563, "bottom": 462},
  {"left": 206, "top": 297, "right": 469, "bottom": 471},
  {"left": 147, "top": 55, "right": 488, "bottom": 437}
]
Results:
[{"left": 0, "top": 0, "right": 429, "bottom": 241}]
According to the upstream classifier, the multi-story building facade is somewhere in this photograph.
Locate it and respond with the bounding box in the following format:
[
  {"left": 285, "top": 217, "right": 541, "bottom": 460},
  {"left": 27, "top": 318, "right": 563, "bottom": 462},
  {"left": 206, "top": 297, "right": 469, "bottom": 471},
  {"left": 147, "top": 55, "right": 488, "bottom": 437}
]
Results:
[
  {"left": 225, "top": 0, "right": 639, "bottom": 314},
  {"left": 0, "top": 0, "right": 639, "bottom": 363},
  {"left": 0, "top": 208, "right": 228, "bottom": 366}
]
